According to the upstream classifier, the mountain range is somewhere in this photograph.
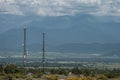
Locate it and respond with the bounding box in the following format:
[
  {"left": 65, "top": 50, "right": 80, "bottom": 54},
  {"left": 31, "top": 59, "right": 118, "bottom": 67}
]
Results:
[
  {"left": 0, "top": 0, "right": 120, "bottom": 58},
  {"left": 0, "top": 14, "right": 120, "bottom": 57}
]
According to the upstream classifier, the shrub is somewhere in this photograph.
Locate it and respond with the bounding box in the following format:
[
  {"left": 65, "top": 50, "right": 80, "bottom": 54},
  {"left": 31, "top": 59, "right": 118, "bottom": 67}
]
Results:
[
  {"left": 0, "top": 73, "right": 6, "bottom": 76},
  {"left": 65, "top": 76, "right": 79, "bottom": 80},
  {"left": 72, "top": 67, "right": 81, "bottom": 75},
  {"left": 33, "top": 73, "right": 42, "bottom": 78},
  {"left": 43, "top": 75, "right": 58, "bottom": 80},
  {"left": 5, "top": 74, "right": 14, "bottom": 80},
  {"left": 26, "top": 77, "right": 32, "bottom": 80},
  {"left": 86, "top": 76, "right": 93, "bottom": 80},
  {"left": 96, "top": 74, "right": 108, "bottom": 80},
  {"left": 14, "top": 73, "right": 26, "bottom": 78},
  {"left": 4, "top": 64, "right": 20, "bottom": 74},
  {"left": 105, "top": 73, "right": 120, "bottom": 78}
]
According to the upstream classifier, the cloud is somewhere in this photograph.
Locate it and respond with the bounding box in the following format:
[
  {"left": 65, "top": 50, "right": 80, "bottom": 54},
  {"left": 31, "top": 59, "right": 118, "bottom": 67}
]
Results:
[
  {"left": 89, "top": 0, "right": 120, "bottom": 16},
  {"left": 16, "top": 0, "right": 76, "bottom": 16},
  {"left": 0, "top": 0, "right": 24, "bottom": 15},
  {"left": 0, "top": 0, "right": 120, "bottom": 16}
]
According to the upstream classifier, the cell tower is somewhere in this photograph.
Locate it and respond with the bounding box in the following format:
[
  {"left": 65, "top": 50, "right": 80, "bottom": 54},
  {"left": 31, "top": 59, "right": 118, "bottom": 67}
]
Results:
[
  {"left": 42, "top": 32, "right": 45, "bottom": 73},
  {"left": 23, "top": 28, "right": 27, "bottom": 74}
]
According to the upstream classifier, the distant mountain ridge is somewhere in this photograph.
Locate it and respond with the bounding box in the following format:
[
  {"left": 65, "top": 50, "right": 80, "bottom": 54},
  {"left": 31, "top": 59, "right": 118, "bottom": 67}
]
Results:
[
  {"left": 0, "top": 14, "right": 120, "bottom": 57},
  {"left": 1, "top": 43, "right": 120, "bottom": 57},
  {"left": 52, "top": 43, "right": 120, "bottom": 56},
  {"left": 25, "top": 43, "right": 120, "bottom": 57}
]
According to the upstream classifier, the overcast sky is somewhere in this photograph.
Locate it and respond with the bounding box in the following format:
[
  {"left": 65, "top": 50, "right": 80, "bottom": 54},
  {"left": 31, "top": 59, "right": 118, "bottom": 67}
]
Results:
[{"left": 0, "top": 0, "right": 120, "bottom": 16}]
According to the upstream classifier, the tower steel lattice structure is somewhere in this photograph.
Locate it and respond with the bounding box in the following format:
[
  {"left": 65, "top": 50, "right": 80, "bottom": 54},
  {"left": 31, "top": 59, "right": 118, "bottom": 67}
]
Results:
[
  {"left": 42, "top": 32, "right": 45, "bottom": 73},
  {"left": 23, "top": 28, "right": 27, "bottom": 74}
]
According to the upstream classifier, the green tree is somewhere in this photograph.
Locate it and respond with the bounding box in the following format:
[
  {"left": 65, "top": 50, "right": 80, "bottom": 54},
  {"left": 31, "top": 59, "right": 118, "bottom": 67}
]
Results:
[
  {"left": 72, "top": 67, "right": 81, "bottom": 75},
  {"left": 4, "top": 64, "right": 19, "bottom": 74},
  {"left": 0, "top": 64, "right": 4, "bottom": 73}
]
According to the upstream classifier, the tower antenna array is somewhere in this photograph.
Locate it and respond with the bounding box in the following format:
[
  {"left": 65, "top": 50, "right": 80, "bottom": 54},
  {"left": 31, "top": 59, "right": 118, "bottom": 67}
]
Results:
[
  {"left": 23, "top": 28, "right": 27, "bottom": 74},
  {"left": 42, "top": 32, "right": 45, "bottom": 73}
]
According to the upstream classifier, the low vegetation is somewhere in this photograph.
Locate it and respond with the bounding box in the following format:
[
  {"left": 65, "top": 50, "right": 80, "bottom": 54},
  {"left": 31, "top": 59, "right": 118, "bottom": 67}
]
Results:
[{"left": 0, "top": 64, "right": 120, "bottom": 80}]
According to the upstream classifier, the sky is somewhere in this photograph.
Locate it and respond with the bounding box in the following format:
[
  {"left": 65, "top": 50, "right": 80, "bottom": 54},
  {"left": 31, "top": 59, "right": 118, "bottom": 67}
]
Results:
[{"left": 0, "top": 0, "right": 120, "bottom": 16}]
